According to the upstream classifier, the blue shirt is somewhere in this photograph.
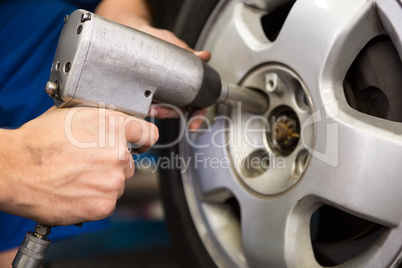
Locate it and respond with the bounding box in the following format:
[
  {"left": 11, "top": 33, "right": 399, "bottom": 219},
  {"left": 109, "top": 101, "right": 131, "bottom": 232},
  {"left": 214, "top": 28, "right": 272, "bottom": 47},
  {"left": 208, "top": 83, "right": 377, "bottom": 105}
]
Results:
[{"left": 0, "top": 0, "right": 109, "bottom": 251}]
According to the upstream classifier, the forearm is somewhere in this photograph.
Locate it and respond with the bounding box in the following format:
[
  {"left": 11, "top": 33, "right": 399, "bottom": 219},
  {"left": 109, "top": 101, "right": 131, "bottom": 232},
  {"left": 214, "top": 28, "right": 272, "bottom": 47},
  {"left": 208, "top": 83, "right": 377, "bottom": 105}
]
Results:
[
  {"left": 0, "top": 128, "right": 22, "bottom": 213},
  {"left": 95, "top": 0, "right": 152, "bottom": 28},
  {"left": 0, "top": 126, "right": 55, "bottom": 219}
]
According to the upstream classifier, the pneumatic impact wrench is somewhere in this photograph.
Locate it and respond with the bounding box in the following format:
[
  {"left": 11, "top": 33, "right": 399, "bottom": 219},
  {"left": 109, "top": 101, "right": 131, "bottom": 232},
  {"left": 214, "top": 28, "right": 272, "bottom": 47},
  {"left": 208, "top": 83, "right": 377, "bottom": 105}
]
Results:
[{"left": 13, "top": 9, "right": 268, "bottom": 267}]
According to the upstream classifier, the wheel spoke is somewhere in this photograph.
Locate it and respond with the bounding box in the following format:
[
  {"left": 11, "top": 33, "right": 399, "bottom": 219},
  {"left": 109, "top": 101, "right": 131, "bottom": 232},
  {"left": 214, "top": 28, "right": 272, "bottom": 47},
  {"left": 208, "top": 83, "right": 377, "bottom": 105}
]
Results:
[
  {"left": 300, "top": 112, "right": 402, "bottom": 227},
  {"left": 200, "top": 2, "right": 274, "bottom": 83},
  {"left": 185, "top": 116, "right": 243, "bottom": 202},
  {"left": 376, "top": 0, "right": 402, "bottom": 59},
  {"left": 202, "top": 0, "right": 385, "bottom": 105},
  {"left": 269, "top": 0, "right": 384, "bottom": 96},
  {"left": 241, "top": 197, "right": 288, "bottom": 267},
  {"left": 240, "top": 195, "right": 319, "bottom": 267}
]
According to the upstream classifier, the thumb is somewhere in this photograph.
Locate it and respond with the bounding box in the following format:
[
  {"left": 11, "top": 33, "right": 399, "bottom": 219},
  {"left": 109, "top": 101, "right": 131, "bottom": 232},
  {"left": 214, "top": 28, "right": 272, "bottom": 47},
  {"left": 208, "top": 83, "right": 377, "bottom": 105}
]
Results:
[{"left": 124, "top": 117, "right": 159, "bottom": 152}]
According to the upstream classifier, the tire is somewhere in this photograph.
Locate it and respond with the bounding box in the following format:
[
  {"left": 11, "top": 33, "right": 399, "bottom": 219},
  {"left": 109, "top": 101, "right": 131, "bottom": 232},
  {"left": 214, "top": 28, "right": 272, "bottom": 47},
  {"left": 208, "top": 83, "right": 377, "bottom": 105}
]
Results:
[
  {"left": 158, "top": 2, "right": 219, "bottom": 267},
  {"left": 159, "top": 0, "right": 402, "bottom": 267}
]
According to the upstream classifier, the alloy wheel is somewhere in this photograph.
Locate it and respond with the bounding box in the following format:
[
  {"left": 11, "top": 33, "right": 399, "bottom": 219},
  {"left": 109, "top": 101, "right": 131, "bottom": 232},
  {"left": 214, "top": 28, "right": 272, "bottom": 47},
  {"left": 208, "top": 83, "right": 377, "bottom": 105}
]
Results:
[{"left": 176, "top": 0, "right": 402, "bottom": 267}]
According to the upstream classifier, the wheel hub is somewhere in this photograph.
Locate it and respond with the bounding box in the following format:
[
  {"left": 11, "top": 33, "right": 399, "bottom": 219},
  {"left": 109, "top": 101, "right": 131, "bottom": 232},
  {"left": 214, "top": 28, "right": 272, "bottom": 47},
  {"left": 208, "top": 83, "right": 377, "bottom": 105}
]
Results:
[{"left": 229, "top": 64, "right": 315, "bottom": 195}]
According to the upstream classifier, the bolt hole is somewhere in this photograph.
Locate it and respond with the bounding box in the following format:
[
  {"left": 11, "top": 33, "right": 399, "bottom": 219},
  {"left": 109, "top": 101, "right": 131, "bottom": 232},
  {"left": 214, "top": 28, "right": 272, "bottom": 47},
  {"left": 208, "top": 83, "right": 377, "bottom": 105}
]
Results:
[
  {"left": 55, "top": 61, "right": 60, "bottom": 71},
  {"left": 294, "top": 149, "right": 309, "bottom": 178},
  {"left": 144, "top": 90, "right": 152, "bottom": 98},
  {"left": 302, "top": 93, "right": 309, "bottom": 107},
  {"left": 296, "top": 87, "right": 310, "bottom": 110},
  {"left": 241, "top": 150, "right": 270, "bottom": 178},
  {"left": 64, "top": 62, "right": 71, "bottom": 73},
  {"left": 77, "top": 25, "right": 83, "bottom": 35}
]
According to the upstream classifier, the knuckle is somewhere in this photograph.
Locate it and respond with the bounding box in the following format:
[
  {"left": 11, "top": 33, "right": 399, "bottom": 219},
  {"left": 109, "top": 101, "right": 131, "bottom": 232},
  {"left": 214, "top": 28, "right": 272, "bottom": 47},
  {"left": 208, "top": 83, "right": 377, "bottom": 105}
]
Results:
[
  {"left": 101, "top": 150, "right": 120, "bottom": 166},
  {"left": 110, "top": 173, "right": 125, "bottom": 191},
  {"left": 122, "top": 149, "right": 132, "bottom": 163},
  {"left": 94, "top": 200, "right": 116, "bottom": 219},
  {"left": 126, "top": 167, "right": 134, "bottom": 179}
]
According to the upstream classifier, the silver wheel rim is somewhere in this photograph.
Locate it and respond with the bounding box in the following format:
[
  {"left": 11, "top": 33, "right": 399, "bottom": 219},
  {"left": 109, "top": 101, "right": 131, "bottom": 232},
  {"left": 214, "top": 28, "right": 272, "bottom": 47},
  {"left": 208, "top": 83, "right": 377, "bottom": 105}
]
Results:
[{"left": 179, "top": 0, "right": 402, "bottom": 267}]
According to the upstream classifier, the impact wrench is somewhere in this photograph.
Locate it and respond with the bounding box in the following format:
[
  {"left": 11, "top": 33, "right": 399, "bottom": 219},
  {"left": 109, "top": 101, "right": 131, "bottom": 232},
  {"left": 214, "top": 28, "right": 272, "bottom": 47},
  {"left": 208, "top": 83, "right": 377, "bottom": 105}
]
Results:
[{"left": 12, "top": 9, "right": 268, "bottom": 268}]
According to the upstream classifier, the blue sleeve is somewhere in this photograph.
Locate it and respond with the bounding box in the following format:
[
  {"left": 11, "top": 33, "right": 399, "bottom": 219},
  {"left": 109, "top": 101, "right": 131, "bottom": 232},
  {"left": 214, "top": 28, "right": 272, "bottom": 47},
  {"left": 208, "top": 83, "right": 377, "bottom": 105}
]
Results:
[
  {"left": 0, "top": 0, "right": 99, "bottom": 128},
  {"left": 0, "top": 0, "right": 108, "bottom": 251}
]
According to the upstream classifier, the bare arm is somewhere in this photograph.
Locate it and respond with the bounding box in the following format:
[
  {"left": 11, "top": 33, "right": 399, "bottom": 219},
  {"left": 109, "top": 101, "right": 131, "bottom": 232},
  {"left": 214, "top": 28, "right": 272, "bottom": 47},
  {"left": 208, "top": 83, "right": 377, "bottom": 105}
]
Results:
[{"left": 95, "top": 0, "right": 152, "bottom": 28}]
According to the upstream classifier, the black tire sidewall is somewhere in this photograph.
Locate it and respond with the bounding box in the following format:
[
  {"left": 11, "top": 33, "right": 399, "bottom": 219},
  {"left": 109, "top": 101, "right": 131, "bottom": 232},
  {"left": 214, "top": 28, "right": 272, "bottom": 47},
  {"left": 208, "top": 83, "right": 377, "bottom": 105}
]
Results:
[{"left": 158, "top": 0, "right": 220, "bottom": 267}]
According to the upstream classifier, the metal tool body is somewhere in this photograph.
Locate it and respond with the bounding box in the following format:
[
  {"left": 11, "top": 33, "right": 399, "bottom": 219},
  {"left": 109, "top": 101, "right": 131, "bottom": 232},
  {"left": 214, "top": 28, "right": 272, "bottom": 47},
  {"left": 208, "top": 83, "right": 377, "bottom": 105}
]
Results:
[
  {"left": 12, "top": 224, "right": 51, "bottom": 268},
  {"left": 46, "top": 9, "right": 268, "bottom": 117}
]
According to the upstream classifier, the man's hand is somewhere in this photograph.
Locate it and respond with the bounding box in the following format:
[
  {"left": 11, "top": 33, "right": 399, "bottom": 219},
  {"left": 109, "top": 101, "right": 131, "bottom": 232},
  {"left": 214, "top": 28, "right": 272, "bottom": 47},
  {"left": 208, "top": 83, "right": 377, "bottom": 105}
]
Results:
[{"left": 0, "top": 106, "right": 158, "bottom": 226}]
